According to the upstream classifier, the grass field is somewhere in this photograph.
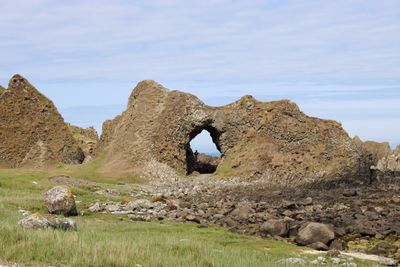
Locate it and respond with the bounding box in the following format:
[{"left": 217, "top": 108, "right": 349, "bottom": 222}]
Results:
[{"left": 0, "top": 169, "right": 378, "bottom": 267}]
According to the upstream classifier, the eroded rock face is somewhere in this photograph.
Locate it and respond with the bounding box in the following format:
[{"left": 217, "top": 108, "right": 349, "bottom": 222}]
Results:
[
  {"left": 375, "top": 150, "right": 400, "bottom": 177},
  {"left": 67, "top": 123, "right": 99, "bottom": 161},
  {"left": 0, "top": 75, "right": 84, "bottom": 168},
  {"left": 353, "top": 136, "right": 392, "bottom": 165},
  {"left": 98, "top": 80, "right": 368, "bottom": 185}
]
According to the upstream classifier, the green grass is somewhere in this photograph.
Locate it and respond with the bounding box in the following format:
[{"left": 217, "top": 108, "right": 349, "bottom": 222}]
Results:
[{"left": 0, "top": 169, "right": 378, "bottom": 267}]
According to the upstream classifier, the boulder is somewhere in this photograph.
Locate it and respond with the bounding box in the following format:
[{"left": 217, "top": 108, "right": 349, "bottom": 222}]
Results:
[
  {"left": 43, "top": 186, "right": 78, "bottom": 216},
  {"left": 260, "top": 219, "right": 290, "bottom": 237},
  {"left": 296, "top": 222, "right": 335, "bottom": 246},
  {"left": 230, "top": 202, "right": 254, "bottom": 221},
  {"left": 96, "top": 80, "right": 368, "bottom": 186},
  {"left": 18, "top": 213, "right": 77, "bottom": 231},
  {"left": 0, "top": 75, "right": 84, "bottom": 168}
]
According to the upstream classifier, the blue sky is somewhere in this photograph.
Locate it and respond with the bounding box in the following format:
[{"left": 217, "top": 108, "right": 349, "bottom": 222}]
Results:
[{"left": 0, "top": 0, "right": 399, "bottom": 153}]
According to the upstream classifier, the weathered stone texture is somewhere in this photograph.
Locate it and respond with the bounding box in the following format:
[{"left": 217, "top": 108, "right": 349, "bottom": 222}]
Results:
[
  {"left": 0, "top": 75, "right": 84, "bottom": 168},
  {"left": 98, "top": 80, "right": 368, "bottom": 186}
]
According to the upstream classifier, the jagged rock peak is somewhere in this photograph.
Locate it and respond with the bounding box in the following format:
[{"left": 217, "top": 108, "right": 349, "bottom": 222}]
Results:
[{"left": 0, "top": 74, "right": 84, "bottom": 168}]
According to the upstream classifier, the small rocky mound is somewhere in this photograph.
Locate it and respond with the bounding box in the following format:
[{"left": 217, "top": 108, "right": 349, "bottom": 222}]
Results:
[
  {"left": 43, "top": 186, "right": 78, "bottom": 216},
  {"left": 191, "top": 153, "right": 220, "bottom": 174},
  {"left": 67, "top": 123, "right": 99, "bottom": 162},
  {"left": 18, "top": 213, "right": 77, "bottom": 231},
  {"left": 375, "top": 148, "right": 400, "bottom": 177},
  {"left": 353, "top": 136, "right": 392, "bottom": 165},
  {"left": 0, "top": 75, "right": 84, "bottom": 168},
  {"left": 97, "top": 80, "right": 368, "bottom": 186}
]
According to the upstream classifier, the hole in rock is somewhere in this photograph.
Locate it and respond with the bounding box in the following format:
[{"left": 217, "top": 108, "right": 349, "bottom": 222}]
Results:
[{"left": 186, "top": 128, "right": 221, "bottom": 175}]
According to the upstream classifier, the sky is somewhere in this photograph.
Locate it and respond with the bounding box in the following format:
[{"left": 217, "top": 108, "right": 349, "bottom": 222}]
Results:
[{"left": 0, "top": 0, "right": 399, "bottom": 153}]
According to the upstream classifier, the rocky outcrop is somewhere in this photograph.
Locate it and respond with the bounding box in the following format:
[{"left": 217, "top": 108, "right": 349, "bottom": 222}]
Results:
[
  {"left": 375, "top": 149, "right": 400, "bottom": 177},
  {"left": 67, "top": 123, "right": 99, "bottom": 161},
  {"left": 0, "top": 75, "right": 84, "bottom": 168},
  {"left": 0, "top": 85, "right": 5, "bottom": 94},
  {"left": 353, "top": 136, "right": 392, "bottom": 165},
  {"left": 98, "top": 80, "right": 368, "bottom": 186}
]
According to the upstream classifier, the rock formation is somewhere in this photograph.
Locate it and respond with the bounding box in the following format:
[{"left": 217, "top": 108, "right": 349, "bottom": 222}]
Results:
[
  {"left": 0, "top": 75, "right": 84, "bottom": 168},
  {"left": 375, "top": 149, "right": 400, "bottom": 177},
  {"left": 0, "top": 85, "right": 5, "bottom": 94},
  {"left": 353, "top": 136, "right": 392, "bottom": 165},
  {"left": 67, "top": 123, "right": 99, "bottom": 161},
  {"left": 98, "top": 80, "right": 368, "bottom": 186}
]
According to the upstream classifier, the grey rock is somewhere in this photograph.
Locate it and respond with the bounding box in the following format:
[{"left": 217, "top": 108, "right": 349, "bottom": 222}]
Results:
[
  {"left": 126, "top": 199, "right": 153, "bottom": 210},
  {"left": 18, "top": 213, "right": 77, "bottom": 231},
  {"left": 88, "top": 202, "right": 104, "bottom": 212}
]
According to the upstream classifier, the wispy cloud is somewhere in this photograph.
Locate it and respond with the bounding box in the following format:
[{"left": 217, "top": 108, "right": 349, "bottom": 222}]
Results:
[{"left": 0, "top": 0, "right": 399, "bottom": 151}]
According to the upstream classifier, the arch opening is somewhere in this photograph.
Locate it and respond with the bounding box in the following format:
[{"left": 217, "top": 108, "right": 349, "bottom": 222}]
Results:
[{"left": 186, "top": 125, "right": 222, "bottom": 175}]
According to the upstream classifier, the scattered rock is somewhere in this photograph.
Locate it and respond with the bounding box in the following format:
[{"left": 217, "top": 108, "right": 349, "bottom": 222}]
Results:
[
  {"left": 127, "top": 199, "right": 153, "bottom": 210},
  {"left": 88, "top": 202, "right": 104, "bottom": 212},
  {"left": 186, "top": 215, "right": 200, "bottom": 223},
  {"left": 230, "top": 203, "right": 254, "bottom": 221},
  {"left": 378, "top": 257, "right": 398, "bottom": 266},
  {"left": 128, "top": 214, "right": 151, "bottom": 222},
  {"left": 343, "top": 189, "right": 358, "bottom": 197},
  {"left": 280, "top": 258, "right": 307, "bottom": 265},
  {"left": 367, "top": 242, "right": 398, "bottom": 257},
  {"left": 301, "top": 197, "right": 313, "bottom": 206},
  {"left": 43, "top": 186, "right": 78, "bottom": 216},
  {"left": 105, "top": 204, "right": 120, "bottom": 213},
  {"left": 151, "top": 194, "right": 165, "bottom": 203},
  {"left": 308, "top": 242, "right": 329, "bottom": 251}
]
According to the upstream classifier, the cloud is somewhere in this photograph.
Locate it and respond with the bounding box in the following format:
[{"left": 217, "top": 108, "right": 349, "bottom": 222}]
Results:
[{"left": 0, "top": 0, "right": 399, "bottom": 148}]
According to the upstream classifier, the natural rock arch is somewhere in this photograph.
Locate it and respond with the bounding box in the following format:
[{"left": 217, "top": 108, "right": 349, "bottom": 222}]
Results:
[
  {"left": 185, "top": 124, "right": 222, "bottom": 174},
  {"left": 97, "top": 80, "right": 369, "bottom": 186}
]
